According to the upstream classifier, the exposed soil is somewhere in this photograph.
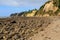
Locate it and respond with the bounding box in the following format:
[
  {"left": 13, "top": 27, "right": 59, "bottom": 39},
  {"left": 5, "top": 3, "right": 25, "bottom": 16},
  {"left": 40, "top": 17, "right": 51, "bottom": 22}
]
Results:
[
  {"left": 29, "top": 16, "right": 60, "bottom": 40},
  {"left": 0, "top": 16, "right": 60, "bottom": 40}
]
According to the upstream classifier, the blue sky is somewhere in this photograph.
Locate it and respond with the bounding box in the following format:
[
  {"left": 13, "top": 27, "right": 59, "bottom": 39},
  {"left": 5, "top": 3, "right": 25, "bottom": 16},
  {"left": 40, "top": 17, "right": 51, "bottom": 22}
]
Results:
[{"left": 0, "top": 0, "right": 48, "bottom": 17}]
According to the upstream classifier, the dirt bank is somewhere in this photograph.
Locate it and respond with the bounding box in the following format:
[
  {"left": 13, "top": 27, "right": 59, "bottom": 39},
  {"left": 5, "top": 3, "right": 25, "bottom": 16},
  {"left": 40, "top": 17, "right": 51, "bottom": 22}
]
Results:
[{"left": 0, "top": 16, "right": 60, "bottom": 40}]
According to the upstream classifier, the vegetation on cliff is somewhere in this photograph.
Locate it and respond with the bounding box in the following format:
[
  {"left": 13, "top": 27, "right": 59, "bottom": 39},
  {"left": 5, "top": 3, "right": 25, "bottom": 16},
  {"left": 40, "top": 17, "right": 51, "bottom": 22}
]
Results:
[{"left": 10, "top": 0, "right": 60, "bottom": 17}]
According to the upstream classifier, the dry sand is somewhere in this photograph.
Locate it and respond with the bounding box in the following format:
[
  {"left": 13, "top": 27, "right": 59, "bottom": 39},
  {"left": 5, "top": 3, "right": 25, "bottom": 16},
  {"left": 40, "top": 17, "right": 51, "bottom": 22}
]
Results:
[
  {"left": 29, "top": 17, "right": 60, "bottom": 40},
  {"left": 0, "top": 16, "right": 60, "bottom": 40}
]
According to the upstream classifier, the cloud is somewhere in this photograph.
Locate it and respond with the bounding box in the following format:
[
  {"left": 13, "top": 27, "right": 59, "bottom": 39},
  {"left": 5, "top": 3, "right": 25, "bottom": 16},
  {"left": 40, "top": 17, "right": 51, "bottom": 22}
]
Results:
[
  {"left": 0, "top": 0, "right": 48, "bottom": 7},
  {"left": 0, "top": 0, "right": 19, "bottom": 6}
]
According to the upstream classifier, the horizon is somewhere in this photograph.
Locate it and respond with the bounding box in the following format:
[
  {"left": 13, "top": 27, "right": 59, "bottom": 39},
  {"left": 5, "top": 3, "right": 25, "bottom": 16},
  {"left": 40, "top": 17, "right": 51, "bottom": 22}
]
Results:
[{"left": 0, "top": 0, "right": 48, "bottom": 17}]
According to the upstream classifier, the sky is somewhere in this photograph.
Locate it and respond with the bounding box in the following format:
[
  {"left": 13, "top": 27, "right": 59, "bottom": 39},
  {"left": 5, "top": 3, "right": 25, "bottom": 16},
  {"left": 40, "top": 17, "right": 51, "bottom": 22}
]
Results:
[{"left": 0, "top": 0, "right": 48, "bottom": 17}]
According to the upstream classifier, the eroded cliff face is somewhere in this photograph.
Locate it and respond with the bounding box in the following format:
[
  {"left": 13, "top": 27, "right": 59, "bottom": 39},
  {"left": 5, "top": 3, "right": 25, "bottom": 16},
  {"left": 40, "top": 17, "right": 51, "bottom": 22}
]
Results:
[
  {"left": 35, "top": 0, "right": 60, "bottom": 16},
  {"left": 22, "top": 10, "right": 37, "bottom": 17},
  {"left": 43, "top": 1, "right": 58, "bottom": 13}
]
